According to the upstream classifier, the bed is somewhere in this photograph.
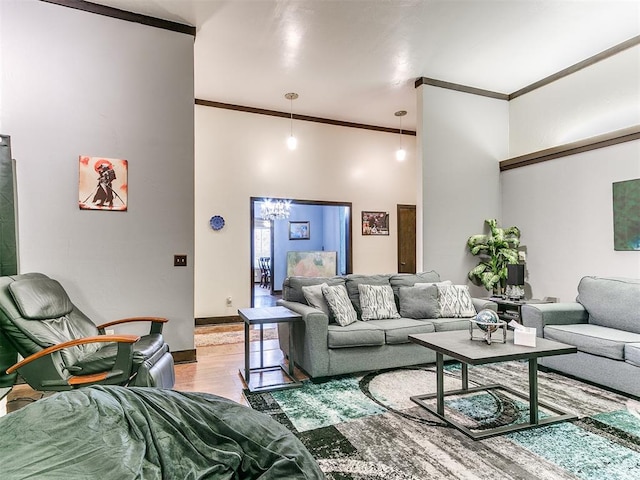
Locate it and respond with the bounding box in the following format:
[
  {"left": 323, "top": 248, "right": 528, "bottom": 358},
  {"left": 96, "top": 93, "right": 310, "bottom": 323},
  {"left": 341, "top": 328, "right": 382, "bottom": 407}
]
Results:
[{"left": 0, "top": 386, "right": 323, "bottom": 479}]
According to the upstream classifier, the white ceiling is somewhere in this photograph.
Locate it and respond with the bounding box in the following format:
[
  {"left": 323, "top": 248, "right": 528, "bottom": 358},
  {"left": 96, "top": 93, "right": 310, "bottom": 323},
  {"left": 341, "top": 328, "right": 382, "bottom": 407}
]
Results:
[{"left": 91, "top": 0, "right": 640, "bottom": 130}]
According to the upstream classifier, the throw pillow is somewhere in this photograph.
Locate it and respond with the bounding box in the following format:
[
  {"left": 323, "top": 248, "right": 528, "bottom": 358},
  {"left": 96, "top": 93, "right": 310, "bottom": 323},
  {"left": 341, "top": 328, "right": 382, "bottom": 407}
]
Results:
[
  {"left": 302, "top": 283, "right": 331, "bottom": 317},
  {"left": 358, "top": 284, "right": 401, "bottom": 321},
  {"left": 415, "top": 280, "right": 453, "bottom": 287},
  {"left": 437, "top": 284, "right": 476, "bottom": 318},
  {"left": 398, "top": 284, "right": 440, "bottom": 319},
  {"left": 321, "top": 284, "right": 358, "bottom": 326}
]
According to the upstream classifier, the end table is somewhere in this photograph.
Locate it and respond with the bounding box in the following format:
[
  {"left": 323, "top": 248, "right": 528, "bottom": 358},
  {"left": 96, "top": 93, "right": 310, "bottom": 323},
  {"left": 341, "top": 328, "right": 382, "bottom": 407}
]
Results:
[{"left": 489, "top": 297, "right": 553, "bottom": 323}]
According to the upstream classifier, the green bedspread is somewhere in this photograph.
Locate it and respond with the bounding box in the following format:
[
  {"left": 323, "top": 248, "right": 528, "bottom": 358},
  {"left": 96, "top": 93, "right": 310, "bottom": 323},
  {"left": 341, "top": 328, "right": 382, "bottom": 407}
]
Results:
[{"left": 0, "top": 386, "right": 323, "bottom": 479}]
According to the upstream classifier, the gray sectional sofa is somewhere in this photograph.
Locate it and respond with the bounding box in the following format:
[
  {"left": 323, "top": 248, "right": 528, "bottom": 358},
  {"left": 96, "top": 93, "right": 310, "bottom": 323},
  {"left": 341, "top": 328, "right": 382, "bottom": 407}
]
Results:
[
  {"left": 521, "top": 276, "right": 640, "bottom": 398},
  {"left": 277, "top": 271, "right": 497, "bottom": 378}
]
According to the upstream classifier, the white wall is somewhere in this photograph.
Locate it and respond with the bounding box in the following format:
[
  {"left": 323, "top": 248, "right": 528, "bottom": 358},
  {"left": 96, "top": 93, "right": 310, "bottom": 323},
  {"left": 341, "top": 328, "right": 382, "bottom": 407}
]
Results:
[
  {"left": 195, "top": 106, "right": 417, "bottom": 317},
  {"left": 504, "top": 44, "right": 640, "bottom": 302},
  {"left": 0, "top": 1, "right": 195, "bottom": 351},
  {"left": 418, "top": 84, "right": 509, "bottom": 294}
]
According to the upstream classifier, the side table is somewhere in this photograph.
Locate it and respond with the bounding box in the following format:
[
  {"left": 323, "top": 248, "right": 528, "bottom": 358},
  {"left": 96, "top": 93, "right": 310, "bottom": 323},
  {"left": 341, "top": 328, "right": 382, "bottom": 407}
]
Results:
[
  {"left": 489, "top": 297, "right": 553, "bottom": 323},
  {"left": 238, "top": 306, "right": 303, "bottom": 393}
]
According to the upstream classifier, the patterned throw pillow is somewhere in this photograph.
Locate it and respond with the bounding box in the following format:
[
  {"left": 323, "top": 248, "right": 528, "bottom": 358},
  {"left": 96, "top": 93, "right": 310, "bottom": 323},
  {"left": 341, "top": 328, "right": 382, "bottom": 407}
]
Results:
[
  {"left": 437, "top": 284, "right": 476, "bottom": 318},
  {"left": 321, "top": 284, "right": 358, "bottom": 326},
  {"left": 358, "top": 284, "right": 401, "bottom": 321}
]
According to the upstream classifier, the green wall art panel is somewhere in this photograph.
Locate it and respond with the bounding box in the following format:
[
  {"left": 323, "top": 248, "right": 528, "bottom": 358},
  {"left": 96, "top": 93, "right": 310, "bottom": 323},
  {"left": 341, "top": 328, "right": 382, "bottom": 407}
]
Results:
[
  {"left": 0, "top": 135, "right": 17, "bottom": 275},
  {"left": 613, "top": 178, "right": 640, "bottom": 251}
]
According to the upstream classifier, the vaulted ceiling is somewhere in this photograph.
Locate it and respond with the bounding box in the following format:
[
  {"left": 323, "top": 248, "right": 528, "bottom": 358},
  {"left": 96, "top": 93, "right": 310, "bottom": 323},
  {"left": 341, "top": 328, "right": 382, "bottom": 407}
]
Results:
[{"left": 91, "top": 0, "right": 640, "bottom": 130}]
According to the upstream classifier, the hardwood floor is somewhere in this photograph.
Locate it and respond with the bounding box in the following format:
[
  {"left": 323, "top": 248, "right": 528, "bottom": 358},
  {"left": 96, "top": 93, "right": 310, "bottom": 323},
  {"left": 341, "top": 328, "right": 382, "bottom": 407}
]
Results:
[{"left": 6, "top": 324, "right": 302, "bottom": 412}]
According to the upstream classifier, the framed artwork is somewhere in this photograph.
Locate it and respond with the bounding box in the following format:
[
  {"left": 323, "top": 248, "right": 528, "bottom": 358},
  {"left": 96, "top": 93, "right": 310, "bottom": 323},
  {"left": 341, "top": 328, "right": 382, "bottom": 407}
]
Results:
[
  {"left": 287, "top": 251, "right": 337, "bottom": 277},
  {"left": 289, "top": 221, "right": 310, "bottom": 240},
  {"left": 613, "top": 178, "right": 640, "bottom": 251},
  {"left": 362, "top": 211, "right": 389, "bottom": 235},
  {"left": 78, "top": 156, "right": 128, "bottom": 211}
]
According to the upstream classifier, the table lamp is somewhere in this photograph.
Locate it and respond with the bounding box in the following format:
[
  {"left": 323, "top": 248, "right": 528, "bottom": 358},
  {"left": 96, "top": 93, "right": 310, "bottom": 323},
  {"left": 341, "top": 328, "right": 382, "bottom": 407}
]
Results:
[{"left": 506, "top": 264, "right": 525, "bottom": 300}]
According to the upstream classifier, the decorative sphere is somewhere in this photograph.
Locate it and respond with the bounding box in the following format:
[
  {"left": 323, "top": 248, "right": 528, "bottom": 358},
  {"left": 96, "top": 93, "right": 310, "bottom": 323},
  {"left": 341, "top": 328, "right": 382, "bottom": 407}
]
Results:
[{"left": 474, "top": 309, "right": 500, "bottom": 333}]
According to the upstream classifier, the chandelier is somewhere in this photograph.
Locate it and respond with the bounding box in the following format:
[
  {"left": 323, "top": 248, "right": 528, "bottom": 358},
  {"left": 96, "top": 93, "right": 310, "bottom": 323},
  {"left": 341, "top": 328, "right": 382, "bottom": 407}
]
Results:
[{"left": 261, "top": 198, "right": 291, "bottom": 221}]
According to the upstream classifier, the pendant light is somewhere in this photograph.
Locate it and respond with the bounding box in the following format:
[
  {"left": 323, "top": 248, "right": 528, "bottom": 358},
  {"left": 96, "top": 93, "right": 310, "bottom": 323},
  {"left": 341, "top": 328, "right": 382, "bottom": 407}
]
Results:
[
  {"left": 395, "top": 110, "right": 407, "bottom": 161},
  {"left": 285, "top": 92, "right": 299, "bottom": 150}
]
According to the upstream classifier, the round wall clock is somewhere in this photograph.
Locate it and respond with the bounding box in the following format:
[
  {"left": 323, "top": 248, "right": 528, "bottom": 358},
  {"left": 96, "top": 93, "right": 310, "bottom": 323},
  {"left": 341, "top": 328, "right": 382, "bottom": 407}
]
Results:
[{"left": 210, "top": 215, "right": 225, "bottom": 231}]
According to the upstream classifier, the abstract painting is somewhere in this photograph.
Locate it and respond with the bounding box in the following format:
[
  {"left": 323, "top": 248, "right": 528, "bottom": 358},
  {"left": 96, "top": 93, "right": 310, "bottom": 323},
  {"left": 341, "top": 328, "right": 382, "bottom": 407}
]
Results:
[
  {"left": 613, "top": 178, "right": 640, "bottom": 251},
  {"left": 286, "top": 251, "right": 337, "bottom": 277}
]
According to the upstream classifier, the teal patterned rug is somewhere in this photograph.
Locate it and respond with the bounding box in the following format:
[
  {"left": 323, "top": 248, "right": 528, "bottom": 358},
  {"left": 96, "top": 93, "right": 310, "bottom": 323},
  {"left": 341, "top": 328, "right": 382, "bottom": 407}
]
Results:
[{"left": 245, "top": 362, "right": 640, "bottom": 479}]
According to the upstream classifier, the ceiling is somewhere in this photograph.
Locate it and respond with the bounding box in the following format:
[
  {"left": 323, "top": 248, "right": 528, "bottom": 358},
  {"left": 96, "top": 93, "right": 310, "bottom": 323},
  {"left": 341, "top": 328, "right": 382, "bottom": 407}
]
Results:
[{"left": 90, "top": 0, "right": 640, "bottom": 131}]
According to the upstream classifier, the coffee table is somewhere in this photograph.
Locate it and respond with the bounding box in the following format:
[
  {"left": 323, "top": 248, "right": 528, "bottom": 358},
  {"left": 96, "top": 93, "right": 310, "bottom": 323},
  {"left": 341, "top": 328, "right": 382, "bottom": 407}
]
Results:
[
  {"left": 238, "top": 306, "right": 302, "bottom": 392},
  {"left": 408, "top": 330, "right": 578, "bottom": 440}
]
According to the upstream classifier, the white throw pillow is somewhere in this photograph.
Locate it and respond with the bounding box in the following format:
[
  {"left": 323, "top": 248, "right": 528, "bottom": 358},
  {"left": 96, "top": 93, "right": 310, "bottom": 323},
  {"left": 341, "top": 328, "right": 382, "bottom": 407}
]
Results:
[
  {"left": 437, "top": 284, "right": 476, "bottom": 318},
  {"left": 302, "top": 283, "right": 330, "bottom": 316},
  {"left": 358, "top": 284, "right": 401, "bottom": 321},
  {"left": 321, "top": 284, "right": 358, "bottom": 326}
]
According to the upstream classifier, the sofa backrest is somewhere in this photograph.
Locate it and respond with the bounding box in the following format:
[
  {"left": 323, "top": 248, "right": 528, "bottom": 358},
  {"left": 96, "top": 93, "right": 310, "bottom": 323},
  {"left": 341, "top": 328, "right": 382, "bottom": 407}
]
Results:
[
  {"left": 282, "top": 276, "right": 346, "bottom": 304},
  {"left": 577, "top": 276, "right": 640, "bottom": 333}
]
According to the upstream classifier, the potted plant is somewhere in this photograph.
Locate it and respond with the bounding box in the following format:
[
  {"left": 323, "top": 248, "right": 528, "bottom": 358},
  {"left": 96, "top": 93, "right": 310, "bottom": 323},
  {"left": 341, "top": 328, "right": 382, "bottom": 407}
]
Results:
[{"left": 467, "top": 219, "right": 521, "bottom": 297}]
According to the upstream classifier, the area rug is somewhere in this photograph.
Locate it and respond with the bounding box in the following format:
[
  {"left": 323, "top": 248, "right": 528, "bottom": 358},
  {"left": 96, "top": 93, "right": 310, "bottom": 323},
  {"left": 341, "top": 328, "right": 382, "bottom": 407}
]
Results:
[
  {"left": 195, "top": 325, "right": 278, "bottom": 347},
  {"left": 245, "top": 361, "right": 640, "bottom": 479}
]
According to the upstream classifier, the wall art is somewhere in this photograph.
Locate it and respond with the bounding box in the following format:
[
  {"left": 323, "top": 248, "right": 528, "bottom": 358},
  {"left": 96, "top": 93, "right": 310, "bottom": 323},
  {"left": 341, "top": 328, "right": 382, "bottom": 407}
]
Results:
[
  {"left": 286, "top": 251, "right": 337, "bottom": 277},
  {"left": 289, "top": 221, "right": 310, "bottom": 240},
  {"left": 362, "top": 211, "right": 389, "bottom": 235},
  {"left": 79, "top": 156, "right": 128, "bottom": 211},
  {"left": 613, "top": 178, "right": 640, "bottom": 251}
]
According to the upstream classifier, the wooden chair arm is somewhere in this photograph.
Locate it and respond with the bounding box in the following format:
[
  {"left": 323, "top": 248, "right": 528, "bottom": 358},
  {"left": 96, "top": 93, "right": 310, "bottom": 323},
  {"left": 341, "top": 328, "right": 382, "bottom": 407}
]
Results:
[
  {"left": 6, "top": 334, "right": 139, "bottom": 374},
  {"left": 97, "top": 317, "right": 168, "bottom": 329}
]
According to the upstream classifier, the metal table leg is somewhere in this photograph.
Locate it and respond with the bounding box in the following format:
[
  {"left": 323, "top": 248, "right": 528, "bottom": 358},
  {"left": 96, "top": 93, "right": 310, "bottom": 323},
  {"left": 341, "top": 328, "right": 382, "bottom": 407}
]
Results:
[
  {"left": 288, "top": 323, "right": 295, "bottom": 376},
  {"left": 244, "top": 320, "right": 250, "bottom": 384},
  {"left": 529, "top": 357, "right": 539, "bottom": 424},
  {"left": 436, "top": 352, "right": 444, "bottom": 415},
  {"left": 461, "top": 362, "right": 468, "bottom": 390}
]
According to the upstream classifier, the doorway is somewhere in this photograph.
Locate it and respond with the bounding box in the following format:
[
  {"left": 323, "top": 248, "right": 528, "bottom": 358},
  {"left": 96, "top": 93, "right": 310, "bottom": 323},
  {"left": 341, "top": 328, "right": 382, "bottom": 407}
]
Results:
[
  {"left": 397, "top": 204, "right": 416, "bottom": 273},
  {"left": 250, "top": 198, "right": 352, "bottom": 307}
]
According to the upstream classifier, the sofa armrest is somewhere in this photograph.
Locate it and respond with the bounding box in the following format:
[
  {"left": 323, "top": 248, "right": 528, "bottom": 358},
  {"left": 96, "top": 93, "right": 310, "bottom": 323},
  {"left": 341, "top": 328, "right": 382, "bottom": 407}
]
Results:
[
  {"left": 521, "top": 303, "right": 588, "bottom": 337},
  {"left": 472, "top": 298, "right": 497, "bottom": 313},
  {"left": 277, "top": 300, "right": 330, "bottom": 377}
]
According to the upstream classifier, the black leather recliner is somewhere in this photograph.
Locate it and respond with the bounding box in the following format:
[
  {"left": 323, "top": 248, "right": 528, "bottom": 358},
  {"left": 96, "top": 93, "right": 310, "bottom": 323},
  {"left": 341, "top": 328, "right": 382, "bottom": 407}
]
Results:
[{"left": 0, "top": 273, "right": 175, "bottom": 391}]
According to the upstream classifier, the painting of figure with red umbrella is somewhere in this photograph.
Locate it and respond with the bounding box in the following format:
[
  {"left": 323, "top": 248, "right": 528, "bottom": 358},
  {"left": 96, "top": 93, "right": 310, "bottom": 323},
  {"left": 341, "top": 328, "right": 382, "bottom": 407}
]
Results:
[{"left": 78, "top": 156, "right": 128, "bottom": 211}]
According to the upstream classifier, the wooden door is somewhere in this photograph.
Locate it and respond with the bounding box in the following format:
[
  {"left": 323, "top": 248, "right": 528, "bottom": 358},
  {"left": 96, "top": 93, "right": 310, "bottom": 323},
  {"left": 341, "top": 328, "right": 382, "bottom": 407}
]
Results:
[{"left": 397, "top": 204, "right": 416, "bottom": 273}]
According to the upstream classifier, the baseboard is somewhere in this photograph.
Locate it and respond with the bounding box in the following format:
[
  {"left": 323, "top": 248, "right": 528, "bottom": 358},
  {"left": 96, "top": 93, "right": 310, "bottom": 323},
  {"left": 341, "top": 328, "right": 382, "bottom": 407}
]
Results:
[
  {"left": 195, "top": 315, "right": 241, "bottom": 326},
  {"left": 171, "top": 349, "right": 197, "bottom": 364}
]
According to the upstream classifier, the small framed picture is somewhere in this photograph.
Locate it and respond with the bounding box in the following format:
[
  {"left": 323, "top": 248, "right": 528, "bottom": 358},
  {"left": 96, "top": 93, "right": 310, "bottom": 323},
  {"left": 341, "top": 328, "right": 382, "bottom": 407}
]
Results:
[
  {"left": 362, "top": 211, "right": 389, "bottom": 235},
  {"left": 289, "top": 221, "right": 310, "bottom": 240}
]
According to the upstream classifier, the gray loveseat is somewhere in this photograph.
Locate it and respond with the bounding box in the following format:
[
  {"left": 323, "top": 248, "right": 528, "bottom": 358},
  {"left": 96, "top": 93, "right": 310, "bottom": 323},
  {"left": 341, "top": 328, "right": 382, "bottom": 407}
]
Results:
[
  {"left": 521, "top": 276, "right": 640, "bottom": 397},
  {"left": 277, "top": 271, "right": 497, "bottom": 378}
]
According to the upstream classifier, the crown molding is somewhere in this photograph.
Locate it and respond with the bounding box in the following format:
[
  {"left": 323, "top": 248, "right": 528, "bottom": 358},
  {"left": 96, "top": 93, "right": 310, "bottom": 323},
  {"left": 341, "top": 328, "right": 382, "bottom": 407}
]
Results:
[
  {"left": 195, "top": 99, "right": 417, "bottom": 136},
  {"left": 500, "top": 125, "right": 640, "bottom": 171},
  {"left": 40, "top": 0, "right": 196, "bottom": 37}
]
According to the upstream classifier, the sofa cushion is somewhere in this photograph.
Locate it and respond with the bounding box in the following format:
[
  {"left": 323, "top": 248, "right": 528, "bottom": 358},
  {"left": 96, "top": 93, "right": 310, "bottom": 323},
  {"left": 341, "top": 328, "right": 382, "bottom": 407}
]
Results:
[
  {"left": 283, "top": 276, "right": 345, "bottom": 304},
  {"left": 302, "top": 283, "right": 331, "bottom": 317},
  {"left": 321, "top": 284, "right": 357, "bottom": 327},
  {"left": 625, "top": 343, "right": 640, "bottom": 367},
  {"left": 577, "top": 276, "right": 640, "bottom": 333},
  {"left": 398, "top": 284, "right": 440, "bottom": 319},
  {"left": 366, "top": 318, "right": 435, "bottom": 345},
  {"left": 436, "top": 285, "right": 476, "bottom": 318},
  {"left": 544, "top": 324, "right": 640, "bottom": 361},
  {"left": 358, "top": 284, "right": 400, "bottom": 320},
  {"left": 345, "top": 274, "right": 391, "bottom": 318},
  {"left": 327, "top": 321, "right": 385, "bottom": 348},
  {"left": 429, "top": 317, "right": 472, "bottom": 332}
]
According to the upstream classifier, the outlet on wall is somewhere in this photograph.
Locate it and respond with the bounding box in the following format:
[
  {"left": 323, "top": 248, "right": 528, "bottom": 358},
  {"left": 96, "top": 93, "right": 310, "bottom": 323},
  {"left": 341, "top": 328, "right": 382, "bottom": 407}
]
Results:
[
  {"left": 105, "top": 329, "right": 115, "bottom": 335},
  {"left": 226, "top": 296, "right": 232, "bottom": 306}
]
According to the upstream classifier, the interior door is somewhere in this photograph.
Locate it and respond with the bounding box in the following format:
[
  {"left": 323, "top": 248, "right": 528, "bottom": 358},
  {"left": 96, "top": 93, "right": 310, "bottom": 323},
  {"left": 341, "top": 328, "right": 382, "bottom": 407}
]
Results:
[{"left": 397, "top": 204, "right": 416, "bottom": 273}]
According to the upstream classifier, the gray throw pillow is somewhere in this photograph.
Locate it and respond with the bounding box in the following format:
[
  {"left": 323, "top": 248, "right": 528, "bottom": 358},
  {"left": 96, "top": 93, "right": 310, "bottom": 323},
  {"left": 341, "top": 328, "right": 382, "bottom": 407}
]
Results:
[
  {"left": 302, "top": 283, "right": 330, "bottom": 317},
  {"left": 358, "top": 284, "right": 401, "bottom": 321},
  {"left": 398, "top": 284, "right": 440, "bottom": 319},
  {"left": 321, "top": 284, "right": 357, "bottom": 327}
]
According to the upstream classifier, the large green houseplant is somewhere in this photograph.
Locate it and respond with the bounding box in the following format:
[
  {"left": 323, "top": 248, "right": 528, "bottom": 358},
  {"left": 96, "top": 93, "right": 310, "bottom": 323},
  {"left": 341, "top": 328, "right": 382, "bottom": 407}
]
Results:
[{"left": 467, "top": 219, "right": 521, "bottom": 296}]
